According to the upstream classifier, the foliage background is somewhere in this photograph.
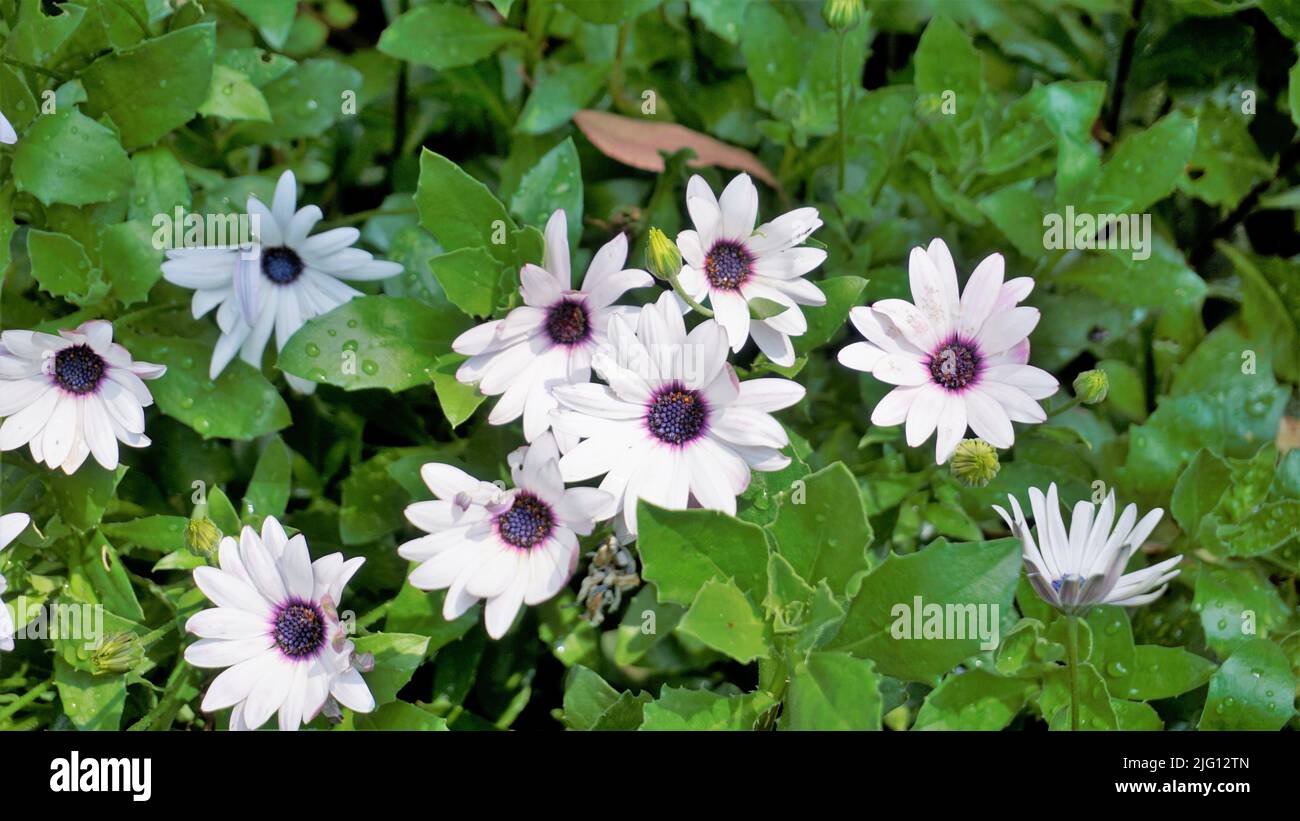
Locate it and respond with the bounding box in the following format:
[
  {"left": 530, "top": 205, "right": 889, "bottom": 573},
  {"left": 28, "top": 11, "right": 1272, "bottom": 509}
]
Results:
[{"left": 0, "top": 0, "right": 1298, "bottom": 731}]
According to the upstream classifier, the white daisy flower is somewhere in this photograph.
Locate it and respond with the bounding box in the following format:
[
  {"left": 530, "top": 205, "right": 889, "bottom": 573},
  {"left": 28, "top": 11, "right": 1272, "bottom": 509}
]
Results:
[
  {"left": 675, "top": 173, "right": 827, "bottom": 367},
  {"left": 452, "top": 210, "right": 652, "bottom": 449},
  {"left": 398, "top": 433, "right": 613, "bottom": 639},
  {"left": 0, "top": 109, "right": 16, "bottom": 144},
  {"left": 0, "top": 513, "right": 31, "bottom": 652},
  {"left": 837, "top": 238, "right": 1058, "bottom": 464},
  {"left": 184, "top": 516, "right": 374, "bottom": 731},
  {"left": 551, "top": 291, "right": 805, "bottom": 537},
  {"left": 0, "top": 320, "right": 165, "bottom": 474},
  {"left": 161, "top": 169, "right": 403, "bottom": 393},
  {"left": 994, "top": 483, "right": 1181, "bottom": 614}
]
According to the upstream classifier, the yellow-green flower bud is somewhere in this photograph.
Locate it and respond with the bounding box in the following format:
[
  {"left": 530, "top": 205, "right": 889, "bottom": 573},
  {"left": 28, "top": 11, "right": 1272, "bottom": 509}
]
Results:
[
  {"left": 185, "top": 517, "right": 222, "bottom": 558},
  {"left": 1073, "top": 369, "right": 1109, "bottom": 405},
  {"left": 645, "top": 227, "right": 682, "bottom": 281},
  {"left": 950, "top": 439, "right": 1000, "bottom": 488},
  {"left": 822, "top": 0, "right": 866, "bottom": 31},
  {"left": 92, "top": 632, "right": 144, "bottom": 675}
]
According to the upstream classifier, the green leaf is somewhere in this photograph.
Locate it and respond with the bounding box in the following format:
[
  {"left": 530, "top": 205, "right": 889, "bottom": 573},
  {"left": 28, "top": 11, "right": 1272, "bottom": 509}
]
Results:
[
  {"left": 26, "top": 230, "right": 109, "bottom": 306},
  {"left": 1180, "top": 102, "right": 1273, "bottom": 209},
  {"left": 378, "top": 4, "right": 526, "bottom": 70},
  {"left": 767, "top": 462, "right": 872, "bottom": 596},
  {"left": 1043, "top": 662, "right": 1118, "bottom": 731},
  {"left": 129, "top": 147, "right": 192, "bottom": 223},
  {"left": 385, "top": 583, "right": 481, "bottom": 654},
  {"left": 416, "top": 149, "right": 539, "bottom": 268},
  {"left": 783, "top": 652, "right": 882, "bottom": 730},
  {"left": 517, "top": 63, "right": 610, "bottom": 135},
  {"left": 824, "top": 537, "right": 1021, "bottom": 682},
  {"left": 54, "top": 658, "right": 125, "bottom": 731},
  {"left": 640, "top": 686, "right": 773, "bottom": 730},
  {"left": 677, "top": 578, "right": 769, "bottom": 663},
  {"left": 82, "top": 24, "right": 216, "bottom": 150},
  {"left": 242, "top": 436, "right": 291, "bottom": 526},
  {"left": 509, "top": 137, "right": 583, "bottom": 247},
  {"left": 614, "top": 585, "right": 686, "bottom": 665},
  {"left": 354, "top": 701, "right": 448, "bottom": 731},
  {"left": 1194, "top": 565, "right": 1291, "bottom": 656},
  {"left": 50, "top": 466, "right": 127, "bottom": 533},
  {"left": 636, "top": 502, "right": 770, "bottom": 605},
  {"left": 428, "top": 247, "right": 503, "bottom": 318},
  {"left": 429, "top": 355, "right": 487, "bottom": 428},
  {"left": 199, "top": 64, "right": 272, "bottom": 122},
  {"left": 1198, "top": 639, "right": 1296, "bottom": 730},
  {"left": 691, "top": 0, "right": 751, "bottom": 44},
  {"left": 99, "top": 222, "right": 164, "bottom": 307},
  {"left": 1079, "top": 110, "right": 1197, "bottom": 214},
  {"left": 913, "top": 670, "right": 1032, "bottom": 730},
  {"left": 561, "top": 0, "right": 661, "bottom": 24},
  {"left": 351, "top": 632, "right": 430, "bottom": 708},
  {"left": 248, "top": 59, "right": 363, "bottom": 140},
  {"left": 791, "top": 276, "right": 867, "bottom": 356},
  {"left": 13, "top": 108, "right": 134, "bottom": 207},
  {"left": 101, "top": 516, "right": 188, "bottom": 555},
  {"left": 1112, "top": 699, "right": 1163, "bottom": 731},
  {"left": 562, "top": 665, "right": 620, "bottom": 730},
  {"left": 1120, "top": 645, "right": 1217, "bottom": 701},
  {"left": 279, "top": 296, "right": 470, "bottom": 392},
  {"left": 229, "top": 0, "right": 297, "bottom": 49},
  {"left": 116, "top": 332, "right": 291, "bottom": 441}
]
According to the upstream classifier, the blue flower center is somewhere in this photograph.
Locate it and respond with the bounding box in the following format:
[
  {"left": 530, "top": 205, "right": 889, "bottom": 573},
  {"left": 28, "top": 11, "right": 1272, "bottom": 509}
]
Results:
[
  {"left": 704, "top": 240, "right": 753, "bottom": 290},
  {"left": 1051, "top": 574, "right": 1086, "bottom": 593},
  {"left": 53, "top": 344, "right": 106, "bottom": 395},
  {"left": 646, "top": 384, "right": 707, "bottom": 445},
  {"left": 928, "top": 340, "right": 980, "bottom": 391},
  {"left": 496, "top": 492, "right": 554, "bottom": 549},
  {"left": 545, "top": 300, "right": 590, "bottom": 346},
  {"left": 272, "top": 601, "right": 326, "bottom": 659},
  {"left": 261, "top": 246, "right": 304, "bottom": 285}
]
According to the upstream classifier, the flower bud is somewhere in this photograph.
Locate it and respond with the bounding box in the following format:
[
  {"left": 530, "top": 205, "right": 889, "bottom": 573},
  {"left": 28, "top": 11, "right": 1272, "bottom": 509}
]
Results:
[
  {"left": 1073, "top": 369, "right": 1109, "bottom": 405},
  {"left": 950, "top": 439, "right": 1000, "bottom": 488},
  {"left": 822, "top": 0, "right": 866, "bottom": 31},
  {"left": 185, "top": 517, "right": 222, "bottom": 558},
  {"left": 92, "top": 632, "right": 143, "bottom": 675},
  {"left": 645, "top": 227, "right": 682, "bottom": 281}
]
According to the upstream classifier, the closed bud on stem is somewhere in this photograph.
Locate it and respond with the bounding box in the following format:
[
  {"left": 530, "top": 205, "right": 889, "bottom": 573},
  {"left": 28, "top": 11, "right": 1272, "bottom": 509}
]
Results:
[
  {"left": 1072, "top": 369, "right": 1109, "bottom": 405},
  {"left": 92, "top": 632, "right": 144, "bottom": 675},
  {"left": 185, "top": 517, "right": 222, "bottom": 557},
  {"left": 822, "top": 0, "right": 866, "bottom": 31},
  {"left": 645, "top": 227, "right": 682, "bottom": 281},
  {"left": 950, "top": 439, "right": 1000, "bottom": 488}
]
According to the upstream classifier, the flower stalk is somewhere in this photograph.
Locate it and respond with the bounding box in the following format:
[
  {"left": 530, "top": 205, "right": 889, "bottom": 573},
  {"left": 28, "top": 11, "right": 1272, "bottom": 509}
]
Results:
[{"left": 1065, "top": 614, "right": 1081, "bottom": 731}]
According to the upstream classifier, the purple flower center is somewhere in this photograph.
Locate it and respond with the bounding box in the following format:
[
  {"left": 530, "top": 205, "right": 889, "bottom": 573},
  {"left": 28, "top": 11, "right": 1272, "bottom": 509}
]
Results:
[
  {"left": 928, "top": 339, "right": 980, "bottom": 391},
  {"left": 53, "top": 344, "right": 106, "bottom": 395},
  {"left": 545, "top": 299, "right": 590, "bottom": 346},
  {"left": 261, "top": 246, "right": 304, "bottom": 285},
  {"left": 646, "top": 383, "right": 707, "bottom": 445},
  {"left": 272, "top": 600, "right": 326, "bottom": 659},
  {"left": 704, "top": 240, "right": 753, "bottom": 290},
  {"left": 496, "top": 492, "right": 554, "bottom": 549}
]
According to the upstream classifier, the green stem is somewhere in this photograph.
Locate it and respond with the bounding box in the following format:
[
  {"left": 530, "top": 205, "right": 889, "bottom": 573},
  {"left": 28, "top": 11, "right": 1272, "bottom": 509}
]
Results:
[
  {"left": 667, "top": 271, "right": 714, "bottom": 317},
  {"left": 128, "top": 663, "right": 196, "bottom": 731},
  {"left": 1065, "top": 614, "right": 1081, "bottom": 732},
  {"left": 320, "top": 205, "right": 417, "bottom": 229},
  {"left": 357, "top": 600, "right": 392, "bottom": 631},
  {"left": 1048, "top": 396, "right": 1084, "bottom": 417},
  {"left": 0, "top": 676, "right": 53, "bottom": 726},
  {"left": 835, "top": 29, "right": 848, "bottom": 190},
  {"left": 0, "top": 57, "right": 66, "bottom": 81}
]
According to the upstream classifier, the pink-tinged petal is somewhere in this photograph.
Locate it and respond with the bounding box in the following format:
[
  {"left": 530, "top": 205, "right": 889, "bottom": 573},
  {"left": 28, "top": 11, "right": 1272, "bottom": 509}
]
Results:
[
  {"left": 484, "top": 575, "right": 528, "bottom": 639},
  {"left": 200, "top": 651, "right": 277, "bottom": 711},
  {"left": 709, "top": 406, "right": 788, "bottom": 449},
  {"left": 751, "top": 247, "right": 826, "bottom": 279},
  {"left": 871, "top": 299, "right": 939, "bottom": 353},
  {"left": 871, "top": 385, "right": 923, "bottom": 427},
  {"left": 978, "top": 381, "right": 1046, "bottom": 423},
  {"left": 964, "top": 388, "right": 1015, "bottom": 448},
  {"left": 750, "top": 321, "right": 795, "bottom": 367},
  {"left": 747, "top": 208, "right": 822, "bottom": 255},
  {"left": 710, "top": 289, "right": 751, "bottom": 353},
  {"left": 958, "top": 252, "right": 1005, "bottom": 338},
  {"left": 976, "top": 306, "right": 1040, "bottom": 355},
  {"left": 871, "top": 352, "right": 931, "bottom": 386},
  {"left": 186, "top": 607, "right": 270, "bottom": 640},
  {"left": 520, "top": 263, "right": 563, "bottom": 308},
  {"left": 848, "top": 306, "right": 912, "bottom": 355},
  {"left": 992, "top": 276, "right": 1034, "bottom": 313},
  {"left": 686, "top": 439, "right": 739, "bottom": 515},
  {"left": 543, "top": 210, "right": 571, "bottom": 286},
  {"left": 580, "top": 229, "right": 629, "bottom": 292},
  {"left": 676, "top": 229, "right": 706, "bottom": 268},
  {"left": 185, "top": 636, "right": 274, "bottom": 668},
  {"left": 330, "top": 666, "right": 375, "bottom": 714},
  {"left": 922, "top": 239, "right": 961, "bottom": 323},
  {"left": 193, "top": 566, "right": 271, "bottom": 616},
  {"left": 701, "top": 363, "right": 741, "bottom": 407},
  {"left": 420, "top": 463, "right": 483, "bottom": 500},
  {"left": 687, "top": 194, "right": 722, "bottom": 248}
]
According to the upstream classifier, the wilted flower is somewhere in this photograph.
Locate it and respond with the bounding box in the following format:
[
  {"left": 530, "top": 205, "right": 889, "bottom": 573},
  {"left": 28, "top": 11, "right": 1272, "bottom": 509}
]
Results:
[
  {"left": 994, "top": 483, "right": 1181, "bottom": 615},
  {"left": 1073, "top": 369, "right": 1109, "bottom": 405},
  {"left": 950, "top": 439, "right": 1000, "bottom": 487}
]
